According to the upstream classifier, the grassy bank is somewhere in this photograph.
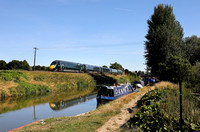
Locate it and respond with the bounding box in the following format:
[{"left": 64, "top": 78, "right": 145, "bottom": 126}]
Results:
[
  {"left": 0, "top": 70, "right": 96, "bottom": 98},
  {"left": 0, "top": 70, "right": 131, "bottom": 98}
]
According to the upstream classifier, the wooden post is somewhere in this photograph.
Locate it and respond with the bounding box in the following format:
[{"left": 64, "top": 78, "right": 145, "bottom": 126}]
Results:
[{"left": 179, "top": 80, "right": 183, "bottom": 131}]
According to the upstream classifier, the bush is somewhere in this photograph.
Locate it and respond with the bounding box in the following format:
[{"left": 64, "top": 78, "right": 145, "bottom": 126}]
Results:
[
  {"left": 17, "top": 81, "right": 51, "bottom": 96},
  {"left": 128, "top": 88, "right": 200, "bottom": 131},
  {"left": 0, "top": 70, "right": 28, "bottom": 82}
]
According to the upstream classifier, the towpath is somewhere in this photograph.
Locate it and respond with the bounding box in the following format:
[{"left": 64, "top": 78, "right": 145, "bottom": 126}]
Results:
[{"left": 96, "top": 85, "right": 155, "bottom": 132}]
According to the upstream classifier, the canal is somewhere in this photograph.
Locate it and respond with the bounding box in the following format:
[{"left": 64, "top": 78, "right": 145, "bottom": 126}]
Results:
[{"left": 0, "top": 92, "right": 97, "bottom": 132}]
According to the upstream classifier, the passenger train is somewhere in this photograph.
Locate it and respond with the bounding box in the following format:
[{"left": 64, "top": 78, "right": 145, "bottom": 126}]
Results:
[{"left": 49, "top": 60, "right": 123, "bottom": 75}]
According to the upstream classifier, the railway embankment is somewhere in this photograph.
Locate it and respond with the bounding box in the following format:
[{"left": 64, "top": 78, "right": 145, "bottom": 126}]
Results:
[{"left": 0, "top": 70, "right": 130, "bottom": 98}]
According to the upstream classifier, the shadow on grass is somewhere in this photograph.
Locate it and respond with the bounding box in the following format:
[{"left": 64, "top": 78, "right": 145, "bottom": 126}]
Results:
[{"left": 89, "top": 73, "right": 117, "bottom": 85}]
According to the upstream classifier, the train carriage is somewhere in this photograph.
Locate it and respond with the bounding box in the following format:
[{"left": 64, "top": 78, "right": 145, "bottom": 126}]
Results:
[{"left": 50, "top": 60, "right": 82, "bottom": 72}]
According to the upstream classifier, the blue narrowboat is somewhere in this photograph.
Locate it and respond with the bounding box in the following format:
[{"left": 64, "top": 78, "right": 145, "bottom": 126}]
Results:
[{"left": 96, "top": 83, "right": 134, "bottom": 104}]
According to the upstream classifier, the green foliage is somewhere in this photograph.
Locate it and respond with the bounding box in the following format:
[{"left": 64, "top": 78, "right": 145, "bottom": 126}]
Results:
[
  {"left": 90, "top": 74, "right": 117, "bottom": 85},
  {"left": 124, "top": 69, "right": 139, "bottom": 82},
  {"left": 77, "top": 81, "right": 90, "bottom": 90},
  {"left": 159, "top": 56, "right": 192, "bottom": 82},
  {"left": 128, "top": 87, "right": 200, "bottom": 131},
  {"left": 0, "top": 60, "right": 7, "bottom": 70},
  {"left": 7, "top": 60, "right": 30, "bottom": 70},
  {"left": 0, "top": 70, "right": 28, "bottom": 82},
  {"left": 1, "top": 90, "right": 6, "bottom": 98},
  {"left": 129, "top": 103, "right": 172, "bottom": 131},
  {"left": 33, "top": 75, "right": 45, "bottom": 81},
  {"left": 137, "top": 90, "right": 161, "bottom": 107},
  {"left": 102, "top": 65, "right": 108, "bottom": 68},
  {"left": 145, "top": 4, "right": 184, "bottom": 77},
  {"left": 109, "top": 62, "right": 123, "bottom": 70},
  {"left": 33, "top": 65, "right": 49, "bottom": 71},
  {"left": 17, "top": 81, "right": 51, "bottom": 96},
  {"left": 183, "top": 35, "right": 200, "bottom": 65}
]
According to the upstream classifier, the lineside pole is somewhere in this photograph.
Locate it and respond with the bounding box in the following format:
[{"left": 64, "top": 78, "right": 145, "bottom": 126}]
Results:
[{"left": 33, "top": 47, "right": 38, "bottom": 71}]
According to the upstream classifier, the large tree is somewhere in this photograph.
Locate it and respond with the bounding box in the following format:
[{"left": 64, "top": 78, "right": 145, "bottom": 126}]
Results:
[{"left": 145, "top": 4, "right": 184, "bottom": 77}]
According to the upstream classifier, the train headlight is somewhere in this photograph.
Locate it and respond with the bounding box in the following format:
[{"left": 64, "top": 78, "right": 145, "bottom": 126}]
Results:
[
  {"left": 49, "top": 103, "right": 56, "bottom": 108},
  {"left": 49, "top": 65, "right": 55, "bottom": 71}
]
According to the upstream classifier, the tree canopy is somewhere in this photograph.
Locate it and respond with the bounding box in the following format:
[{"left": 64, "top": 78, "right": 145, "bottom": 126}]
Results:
[
  {"left": 0, "top": 60, "right": 7, "bottom": 70},
  {"left": 145, "top": 4, "right": 184, "bottom": 78},
  {"left": 6, "top": 60, "right": 30, "bottom": 70},
  {"left": 183, "top": 35, "right": 200, "bottom": 65},
  {"left": 109, "top": 62, "right": 123, "bottom": 70}
]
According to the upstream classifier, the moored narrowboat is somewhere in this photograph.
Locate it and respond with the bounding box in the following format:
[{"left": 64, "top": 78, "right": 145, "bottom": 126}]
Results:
[{"left": 96, "top": 83, "right": 134, "bottom": 104}]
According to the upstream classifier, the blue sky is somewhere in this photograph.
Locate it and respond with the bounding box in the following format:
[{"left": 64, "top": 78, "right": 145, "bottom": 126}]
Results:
[{"left": 0, "top": 0, "right": 200, "bottom": 71}]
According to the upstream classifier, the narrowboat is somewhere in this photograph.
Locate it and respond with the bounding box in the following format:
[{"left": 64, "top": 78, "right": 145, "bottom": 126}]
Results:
[{"left": 96, "top": 83, "right": 135, "bottom": 104}]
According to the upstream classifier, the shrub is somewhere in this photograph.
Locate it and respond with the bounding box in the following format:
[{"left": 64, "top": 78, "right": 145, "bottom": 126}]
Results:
[
  {"left": 0, "top": 70, "right": 28, "bottom": 82},
  {"left": 17, "top": 82, "right": 51, "bottom": 96}
]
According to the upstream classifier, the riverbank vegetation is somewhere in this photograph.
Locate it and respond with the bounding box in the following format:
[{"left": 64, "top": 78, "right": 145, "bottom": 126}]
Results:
[
  {"left": 123, "top": 83, "right": 200, "bottom": 131},
  {"left": 0, "top": 70, "right": 95, "bottom": 98},
  {"left": 0, "top": 70, "right": 133, "bottom": 98}
]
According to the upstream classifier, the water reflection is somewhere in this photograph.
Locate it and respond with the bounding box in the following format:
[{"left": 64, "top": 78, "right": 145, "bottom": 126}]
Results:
[
  {"left": 0, "top": 90, "right": 96, "bottom": 115},
  {"left": 0, "top": 91, "right": 97, "bottom": 132},
  {"left": 49, "top": 94, "right": 96, "bottom": 111}
]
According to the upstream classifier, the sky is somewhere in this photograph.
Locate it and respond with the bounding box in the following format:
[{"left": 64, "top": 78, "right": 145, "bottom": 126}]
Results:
[{"left": 0, "top": 0, "right": 200, "bottom": 71}]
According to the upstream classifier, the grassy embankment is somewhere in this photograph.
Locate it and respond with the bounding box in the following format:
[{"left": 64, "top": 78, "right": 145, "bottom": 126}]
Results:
[
  {"left": 0, "top": 70, "right": 96, "bottom": 98},
  {"left": 0, "top": 70, "right": 132, "bottom": 97}
]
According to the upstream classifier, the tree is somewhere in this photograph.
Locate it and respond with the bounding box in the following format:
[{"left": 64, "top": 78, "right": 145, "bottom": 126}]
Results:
[
  {"left": 22, "top": 60, "right": 30, "bottom": 70},
  {"left": 109, "top": 62, "right": 123, "bottom": 70},
  {"left": 189, "top": 62, "right": 200, "bottom": 92},
  {"left": 7, "top": 60, "right": 30, "bottom": 70},
  {"left": 165, "top": 56, "right": 191, "bottom": 82},
  {"left": 145, "top": 4, "right": 184, "bottom": 78},
  {"left": 7, "top": 60, "right": 21, "bottom": 69},
  {"left": 183, "top": 35, "right": 200, "bottom": 65},
  {"left": 102, "top": 65, "right": 108, "bottom": 68},
  {"left": 0, "top": 60, "right": 7, "bottom": 70}
]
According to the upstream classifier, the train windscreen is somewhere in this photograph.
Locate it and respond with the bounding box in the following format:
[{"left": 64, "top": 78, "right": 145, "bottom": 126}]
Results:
[{"left": 51, "top": 61, "right": 57, "bottom": 65}]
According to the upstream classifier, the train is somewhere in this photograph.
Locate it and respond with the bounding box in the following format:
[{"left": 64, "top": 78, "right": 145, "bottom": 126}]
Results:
[{"left": 49, "top": 60, "right": 123, "bottom": 75}]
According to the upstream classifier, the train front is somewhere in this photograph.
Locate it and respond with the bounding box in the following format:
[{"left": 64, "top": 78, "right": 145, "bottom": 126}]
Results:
[{"left": 49, "top": 61, "right": 58, "bottom": 71}]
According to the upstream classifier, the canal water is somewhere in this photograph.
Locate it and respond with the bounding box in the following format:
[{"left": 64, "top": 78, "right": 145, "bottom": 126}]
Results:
[{"left": 0, "top": 92, "right": 97, "bottom": 132}]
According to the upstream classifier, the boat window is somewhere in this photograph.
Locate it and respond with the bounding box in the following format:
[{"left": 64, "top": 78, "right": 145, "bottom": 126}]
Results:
[{"left": 98, "top": 87, "right": 114, "bottom": 97}]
